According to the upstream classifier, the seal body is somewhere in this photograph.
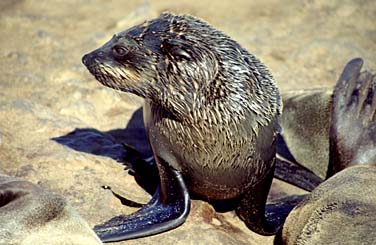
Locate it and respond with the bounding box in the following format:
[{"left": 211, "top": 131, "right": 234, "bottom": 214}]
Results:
[
  {"left": 143, "top": 98, "right": 278, "bottom": 200},
  {"left": 82, "top": 13, "right": 283, "bottom": 241}
]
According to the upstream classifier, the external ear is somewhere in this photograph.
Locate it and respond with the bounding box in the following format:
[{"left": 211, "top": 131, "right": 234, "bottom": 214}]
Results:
[
  {"left": 161, "top": 39, "right": 191, "bottom": 60},
  {"left": 169, "top": 46, "right": 191, "bottom": 60}
]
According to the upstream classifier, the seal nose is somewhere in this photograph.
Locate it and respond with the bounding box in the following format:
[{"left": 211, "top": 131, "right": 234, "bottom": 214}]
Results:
[{"left": 82, "top": 54, "right": 90, "bottom": 66}]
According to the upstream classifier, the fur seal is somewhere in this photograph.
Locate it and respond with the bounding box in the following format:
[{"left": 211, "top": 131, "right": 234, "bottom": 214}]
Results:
[
  {"left": 0, "top": 174, "right": 101, "bottom": 244},
  {"left": 82, "top": 13, "right": 314, "bottom": 242},
  {"left": 278, "top": 89, "right": 332, "bottom": 179},
  {"left": 280, "top": 58, "right": 376, "bottom": 244}
]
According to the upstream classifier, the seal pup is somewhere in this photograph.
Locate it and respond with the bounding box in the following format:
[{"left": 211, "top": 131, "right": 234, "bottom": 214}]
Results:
[
  {"left": 82, "top": 13, "right": 310, "bottom": 242},
  {"left": 0, "top": 174, "right": 101, "bottom": 244},
  {"left": 280, "top": 58, "right": 376, "bottom": 244}
]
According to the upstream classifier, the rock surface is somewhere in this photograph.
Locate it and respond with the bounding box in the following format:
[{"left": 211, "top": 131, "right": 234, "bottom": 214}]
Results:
[{"left": 0, "top": 0, "right": 375, "bottom": 244}]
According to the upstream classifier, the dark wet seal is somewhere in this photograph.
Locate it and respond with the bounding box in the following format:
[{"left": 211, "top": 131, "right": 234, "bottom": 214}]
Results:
[{"left": 82, "top": 12, "right": 317, "bottom": 242}]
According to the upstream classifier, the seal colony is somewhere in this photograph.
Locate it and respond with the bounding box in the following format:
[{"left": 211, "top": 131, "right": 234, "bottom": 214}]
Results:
[{"left": 82, "top": 12, "right": 292, "bottom": 242}]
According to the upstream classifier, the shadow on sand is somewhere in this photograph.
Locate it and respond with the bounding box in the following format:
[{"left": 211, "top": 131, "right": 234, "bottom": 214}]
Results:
[{"left": 52, "top": 107, "right": 159, "bottom": 196}]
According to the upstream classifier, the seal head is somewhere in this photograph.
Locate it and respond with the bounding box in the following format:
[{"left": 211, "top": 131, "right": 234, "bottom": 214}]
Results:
[{"left": 82, "top": 13, "right": 281, "bottom": 123}]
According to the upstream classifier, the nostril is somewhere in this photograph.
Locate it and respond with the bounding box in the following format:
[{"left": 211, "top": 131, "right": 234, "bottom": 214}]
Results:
[{"left": 82, "top": 54, "right": 89, "bottom": 65}]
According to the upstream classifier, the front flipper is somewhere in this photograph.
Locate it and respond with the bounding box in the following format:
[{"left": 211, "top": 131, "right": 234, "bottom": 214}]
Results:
[
  {"left": 94, "top": 169, "right": 190, "bottom": 242},
  {"left": 237, "top": 164, "right": 305, "bottom": 235},
  {"left": 121, "top": 143, "right": 159, "bottom": 195}
]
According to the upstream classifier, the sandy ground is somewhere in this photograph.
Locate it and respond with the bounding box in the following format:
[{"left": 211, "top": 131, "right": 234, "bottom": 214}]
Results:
[{"left": 0, "top": 0, "right": 375, "bottom": 244}]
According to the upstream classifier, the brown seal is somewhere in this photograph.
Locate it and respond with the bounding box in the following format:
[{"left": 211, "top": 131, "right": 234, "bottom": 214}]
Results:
[
  {"left": 280, "top": 58, "right": 376, "bottom": 244},
  {"left": 82, "top": 13, "right": 312, "bottom": 242},
  {"left": 0, "top": 174, "right": 101, "bottom": 244}
]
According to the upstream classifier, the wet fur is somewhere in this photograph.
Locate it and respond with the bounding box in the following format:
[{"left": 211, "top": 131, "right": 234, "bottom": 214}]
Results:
[{"left": 83, "top": 12, "right": 281, "bottom": 200}]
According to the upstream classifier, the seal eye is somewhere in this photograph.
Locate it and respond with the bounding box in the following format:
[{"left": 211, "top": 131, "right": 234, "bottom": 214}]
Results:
[{"left": 112, "top": 46, "right": 128, "bottom": 58}]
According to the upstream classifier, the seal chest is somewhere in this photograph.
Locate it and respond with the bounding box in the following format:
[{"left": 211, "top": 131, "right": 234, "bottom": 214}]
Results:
[{"left": 143, "top": 96, "right": 277, "bottom": 200}]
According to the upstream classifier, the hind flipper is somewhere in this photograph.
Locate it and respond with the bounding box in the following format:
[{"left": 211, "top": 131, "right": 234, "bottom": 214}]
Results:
[
  {"left": 328, "top": 58, "right": 376, "bottom": 177},
  {"left": 274, "top": 158, "right": 323, "bottom": 192}
]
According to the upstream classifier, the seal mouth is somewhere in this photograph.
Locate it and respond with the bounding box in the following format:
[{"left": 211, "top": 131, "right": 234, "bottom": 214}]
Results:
[
  {"left": 86, "top": 63, "right": 122, "bottom": 89},
  {"left": 83, "top": 60, "right": 147, "bottom": 98}
]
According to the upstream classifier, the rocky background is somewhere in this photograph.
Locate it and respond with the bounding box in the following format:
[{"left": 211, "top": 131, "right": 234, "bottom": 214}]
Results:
[{"left": 0, "top": 0, "right": 375, "bottom": 244}]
